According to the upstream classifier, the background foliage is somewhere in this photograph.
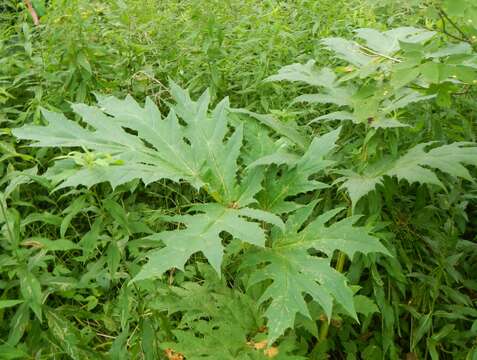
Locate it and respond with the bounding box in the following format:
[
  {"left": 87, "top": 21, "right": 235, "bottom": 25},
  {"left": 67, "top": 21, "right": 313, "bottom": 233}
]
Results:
[{"left": 1, "top": 0, "right": 477, "bottom": 359}]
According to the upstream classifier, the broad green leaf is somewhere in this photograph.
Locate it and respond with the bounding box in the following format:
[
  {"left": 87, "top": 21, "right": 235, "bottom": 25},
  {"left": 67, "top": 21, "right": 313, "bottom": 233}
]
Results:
[
  {"left": 245, "top": 248, "right": 340, "bottom": 344},
  {"left": 322, "top": 27, "right": 434, "bottom": 68},
  {"left": 310, "top": 111, "right": 355, "bottom": 124},
  {"left": 293, "top": 90, "right": 352, "bottom": 107},
  {"left": 420, "top": 62, "right": 453, "bottom": 84},
  {"left": 153, "top": 282, "right": 304, "bottom": 359},
  {"left": 257, "top": 128, "right": 341, "bottom": 213},
  {"left": 426, "top": 42, "right": 472, "bottom": 58},
  {"left": 133, "top": 203, "right": 283, "bottom": 281},
  {"left": 355, "top": 27, "right": 435, "bottom": 56},
  {"left": 265, "top": 61, "right": 337, "bottom": 88},
  {"left": 388, "top": 142, "right": 477, "bottom": 183},
  {"left": 235, "top": 167, "right": 266, "bottom": 207},
  {"left": 232, "top": 109, "right": 308, "bottom": 150},
  {"left": 243, "top": 206, "right": 389, "bottom": 344},
  {"left": 338, "top": 173, "right": 383, "bottom": 207},
  {"left": 13, "top": 104, "right": 203, "bottom": 190},
  {"left": 340, "top": 142, "right": 477, "bottom": 206},
  {"left": 354, "top": 295, "right": 379, "bottom": 317},
  {"left": 306, "top": 213, "right": 391, "bottom": 258},
  {"left": 267, "top": 43, "right": 435, "bottom": 129},
  {"left": 443, "top": 0, "right": 468, "bottom": 16},
  {"left": 13, "top": 84, "right": 250, "bottom": 201},
  {"left": 321, "top": 37, "right": 372, "bottom": 67}
]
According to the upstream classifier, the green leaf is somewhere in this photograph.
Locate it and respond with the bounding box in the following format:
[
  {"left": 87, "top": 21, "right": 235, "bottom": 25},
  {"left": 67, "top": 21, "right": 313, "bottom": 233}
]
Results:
[
  {"left": 243, "top": 205, "right": 388, "bottom": 344},
  {"left": 14, "top": 85, "right": 248, "bottom": 197},
  {"left": 355, "top": 27, "right": 435, "bottom": 55},
  {"left": 322, "top": 27, "right": 434, "bottom": 68},
  {"left": 45, "top": 308, "right": 85, "bottom": 360},
  {"left": 307, "top": 213, "right": 391, "bottom": 258},
  {"left": 8, "top": 303, "right": 29, "bottom": 346},
  {"left": 443, "top": 0, "right": 468, "bottom": 16},
  {"left": 268, "top": 43, "right": 435, "bottom": 129},
  {"left": 22, "top": 237, "right": 79, "bottom": 251},
  {"left": 321, "top": 37, "right": 372, "bottom": 67},
  {"left": 265, "top": 60, "right": 337, "bottom": 87},
  {"left": 0, "top": 343, "right": 28, "bottom": 360},
  {"left": 257, "top": 128, "right": 341, "bottom": 213},
  {"left": 337, "top": 172, "right": 383, "bottom": 207},
  {"left": 245, "top": 249, "right": 340, "bottom": 344},
  {"left": 232, "top": 109, "right": 308, "bottom": 150},
  {"left": 60, "top": 196, "right": 87, "bottom": 238},
  {"left": 420, "top": 62, "right": 453, "bottom": 84},
  {"left": 153, "top": 282, "right": 305, "bottom": 359},
  {"left": 31, "top": 0, "right": 46, "bottom": 16},
  {"left": 133, "top": 203, "right": 283, "bottom": 281},
  {"left": 354, "top": 295, "right": 379, "bottom": 317},
  {"left": 19, "top": 271, "right": 42, "bottom": 320},
  {"left": 426, "top": 42, "right": 472, "bottom": 58},
  {"left": 340, "top": 142, "right": 477, "bottom": 206},
  {"left": 0, "top": 300, "right": 24, "bottom": 310}
]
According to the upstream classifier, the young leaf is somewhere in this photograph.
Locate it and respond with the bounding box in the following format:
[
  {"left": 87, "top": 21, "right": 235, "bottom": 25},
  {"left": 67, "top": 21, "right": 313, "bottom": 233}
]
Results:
[{"left": 256, "top": 128, "right": 341, "bottom": 213}]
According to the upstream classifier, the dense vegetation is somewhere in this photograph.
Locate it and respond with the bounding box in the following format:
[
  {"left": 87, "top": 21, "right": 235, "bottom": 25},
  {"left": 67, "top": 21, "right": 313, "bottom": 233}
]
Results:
[{"left": 1, "top": 0, "right": 477, "bottom": 359}]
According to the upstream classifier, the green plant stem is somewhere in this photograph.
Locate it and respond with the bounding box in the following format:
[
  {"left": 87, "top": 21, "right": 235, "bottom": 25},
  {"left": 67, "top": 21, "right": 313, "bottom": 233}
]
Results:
[
  {"left": 318, "top": 319, "right": 329, "bottom": 342},
  {"left": 335, "top": 251, "right": 347, "bottom": 273},
  {"left": 316, "top": 251, "right": 347, "bottom": 347},
  {"left": 438, "top": 9, "right": 472, "bottom": 45}
]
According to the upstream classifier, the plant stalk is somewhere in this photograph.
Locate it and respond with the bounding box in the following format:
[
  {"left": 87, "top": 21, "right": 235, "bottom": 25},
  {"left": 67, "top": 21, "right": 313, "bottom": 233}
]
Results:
[{"left": 316, "top": 250, "right": 347, "bottom": 349}]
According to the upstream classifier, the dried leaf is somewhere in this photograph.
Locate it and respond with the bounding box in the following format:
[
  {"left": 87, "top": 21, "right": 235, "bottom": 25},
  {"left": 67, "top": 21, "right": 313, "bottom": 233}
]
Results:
[
  {"left": 164, "top": 348, "right": 185, "bottom": 360},
  {"left": 264, "top": 347, "right": 279, "bottom": 358},
  {"left": 254, "top": 340, "right": 268, "bottom": 350}
]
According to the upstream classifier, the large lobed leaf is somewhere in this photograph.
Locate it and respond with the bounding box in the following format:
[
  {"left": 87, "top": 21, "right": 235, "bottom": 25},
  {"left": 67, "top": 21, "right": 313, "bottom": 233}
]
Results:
[
  {"left": 340, "top": 142, "right": 477, "bottom": 207},
  {"left": 13, "top": 83, "right": 245, "bottom": 204},
  {"left": 252, "top": 127, "right": 341, "bottom": 213},
  {"left": 13, "top": 84, "right": 285, "bottom": 280},
  {"left": 243, "top": 203, "right": 390, "bottom": 344},
  {"left": 133, "top": 203, "right": 284, "bottom": 281},
  {"left": 265, "top": 60, "right": 433, "bottom": 128}
]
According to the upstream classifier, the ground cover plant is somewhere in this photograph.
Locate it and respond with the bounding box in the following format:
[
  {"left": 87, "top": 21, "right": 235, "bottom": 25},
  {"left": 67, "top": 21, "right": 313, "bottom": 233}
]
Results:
[{"left": 1, "top": 0, "right": 477, "bottom": 359}]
